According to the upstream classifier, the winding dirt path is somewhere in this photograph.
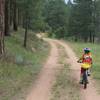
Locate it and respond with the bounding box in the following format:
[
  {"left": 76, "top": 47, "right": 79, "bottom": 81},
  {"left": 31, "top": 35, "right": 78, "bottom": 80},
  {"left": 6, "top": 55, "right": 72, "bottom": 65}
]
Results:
[
  {"left": 26, "top": 39, "right": 100, "bottom": 100},
  {"left": 26, "top": 40, "right": 59, "bottom": 100}
]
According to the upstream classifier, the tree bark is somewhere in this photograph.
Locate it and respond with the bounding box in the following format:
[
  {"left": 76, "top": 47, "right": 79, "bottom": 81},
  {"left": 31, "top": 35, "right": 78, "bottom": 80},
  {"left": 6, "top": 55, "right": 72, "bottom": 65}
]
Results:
[
  {"left": 0, "top": 0, "right": 5, "bottom": 55},
  {"left": 24, "top": 23, "right": 28, "bottom": 48},
  {"left": 89, "top": 32, "right": 92, "bottom": 43},
  {"left": 13, "top": 0, "right": 18, "bottom": 31},
  {"left": 18, "top": 8, "right": 22, "bottom": 26},
  {"left": 5, "top": 0, "right": 10, "bottom": 36},
  {"left": 24, "top": 12, "right": 29, "bottom": 48},
  {"left": 92, "top": 34, "right": 95, "bottom": 43},
  {"left": 10, "top": 0, "right": 13, "bottom": 26}
]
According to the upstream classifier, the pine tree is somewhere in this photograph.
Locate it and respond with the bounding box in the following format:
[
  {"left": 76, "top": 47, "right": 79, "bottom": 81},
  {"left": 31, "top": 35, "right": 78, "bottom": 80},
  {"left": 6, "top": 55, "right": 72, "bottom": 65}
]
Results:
[
  {"left": 43, "top": 0, "right": 69, "bottom": 38},
  {"left": 68, "top": 0, "right": 93, "bottom": 42}
]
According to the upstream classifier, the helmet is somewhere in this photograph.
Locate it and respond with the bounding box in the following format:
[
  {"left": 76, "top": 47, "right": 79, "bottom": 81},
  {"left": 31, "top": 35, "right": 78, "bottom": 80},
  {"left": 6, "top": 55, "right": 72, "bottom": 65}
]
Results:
[{"left": 84, "top": 48, "right": 91, "bottom": 53}]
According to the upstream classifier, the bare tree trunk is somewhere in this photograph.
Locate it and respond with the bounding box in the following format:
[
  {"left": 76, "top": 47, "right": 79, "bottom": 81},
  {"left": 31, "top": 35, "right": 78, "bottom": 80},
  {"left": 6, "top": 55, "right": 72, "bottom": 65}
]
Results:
[
  {"left": 5, "top": 0, "right": 10, "bottom": 36},
  {"left": 24, "top": 13, "right": 28, "bottom": 48},
  {"left": 13, "top": 0, "right": 18, "bottom": 31},
  {"left": 24, "top": 23, "right": 28, "bottom": 47},
  {"left": 18, "top": 8, "right": 24, "bottom": 27},
  {"left": 89, "top": 32, "right": 92, "bottom": 43},
  {"left": 10, "top": 0, "right": 13, "bottom": 26},
  {"left": 0, "top": 0, "right": 5, "bottom": 55},
  {"left": 92, "top": 34, "right": 95, "bottom": 43}
]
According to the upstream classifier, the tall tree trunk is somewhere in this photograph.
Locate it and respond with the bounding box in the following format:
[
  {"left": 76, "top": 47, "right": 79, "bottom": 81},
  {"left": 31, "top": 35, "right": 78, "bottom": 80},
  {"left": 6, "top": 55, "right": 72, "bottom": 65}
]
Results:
[
  {"left": 24, "top": 13, "right": 28, "bottom": 48},
  {"left": 13, "top": 0, "right": 18, "bottom": 31},
  {"left": 89, "top": 32, "right": 92, "bottom": 43},
  {"left": 5, "top": 0, "right": 10, "bottom": 36},
  {"left": 24, "top": 23, "right": 28, "bottom": 48},
  {"left": 0, "top": 0, "right": 5, "bottom": 55},
  {"left": 10, "top": 0, "right": 13, "bottom": 27},
  {"left": 18, "top": 8, "right": 21, "bottom": 26},
  {"left": 92, "top": 34, "right": 95, "bottom": 43}
]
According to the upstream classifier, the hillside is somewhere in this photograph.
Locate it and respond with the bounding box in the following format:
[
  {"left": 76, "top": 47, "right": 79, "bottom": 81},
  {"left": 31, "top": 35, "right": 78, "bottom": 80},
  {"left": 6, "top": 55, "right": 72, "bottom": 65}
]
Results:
[{"left": 0, "top": 29, "right": 50, "bottom": 100}]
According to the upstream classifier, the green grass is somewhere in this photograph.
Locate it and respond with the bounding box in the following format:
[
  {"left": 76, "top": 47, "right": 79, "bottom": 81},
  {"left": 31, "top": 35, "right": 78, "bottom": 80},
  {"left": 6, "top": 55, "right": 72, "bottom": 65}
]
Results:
[
  {"left": 51, "top": 44, "right": 80, "bottom": 100},
  {"left": 67, "top": 41, "right": 100, "bottom": 92},
  {"left": 0, "top": 28, "right": 50, "bottom": 100}
]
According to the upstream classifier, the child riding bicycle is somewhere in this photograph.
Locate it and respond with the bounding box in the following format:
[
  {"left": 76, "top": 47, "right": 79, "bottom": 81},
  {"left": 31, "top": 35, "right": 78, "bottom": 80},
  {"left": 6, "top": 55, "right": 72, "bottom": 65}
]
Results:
[{"left": 77, "top": 48, "right": 92, "bottom": 84}]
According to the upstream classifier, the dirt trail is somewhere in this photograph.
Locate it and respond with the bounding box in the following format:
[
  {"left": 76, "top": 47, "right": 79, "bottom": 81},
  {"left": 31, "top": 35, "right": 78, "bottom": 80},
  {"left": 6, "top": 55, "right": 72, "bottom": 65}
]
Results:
[
  {"left": 26, "top": 39, "right": 100, "bottom": 100},
  {"left": 26, "top": 40, "right": 59, "bottom": 100},
  {"left": 55, "top": 40, "right": 100, "bottom": 100}
]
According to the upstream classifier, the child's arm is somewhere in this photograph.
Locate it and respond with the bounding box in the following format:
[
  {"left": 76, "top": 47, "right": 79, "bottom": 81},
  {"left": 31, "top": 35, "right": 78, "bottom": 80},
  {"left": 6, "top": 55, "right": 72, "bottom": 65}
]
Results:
[
  {"left": 77, "top": 58, "right": 83, "bottom": 63},
  {"left": 77, "top": 55, "right": 83, "bottom": 63}
]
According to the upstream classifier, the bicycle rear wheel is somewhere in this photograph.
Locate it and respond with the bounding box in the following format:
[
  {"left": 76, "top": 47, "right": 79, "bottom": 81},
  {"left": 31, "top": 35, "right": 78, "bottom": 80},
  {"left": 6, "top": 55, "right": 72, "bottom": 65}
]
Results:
[{"left": 83, "top": 69, "right": 88, "bottom": 89}]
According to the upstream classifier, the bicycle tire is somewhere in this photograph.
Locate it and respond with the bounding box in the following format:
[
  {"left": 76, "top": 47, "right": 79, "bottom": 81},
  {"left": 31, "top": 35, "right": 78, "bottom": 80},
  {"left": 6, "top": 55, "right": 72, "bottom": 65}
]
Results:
[{"left": 84, "top": 82, "right": 87, "bottom": 89}]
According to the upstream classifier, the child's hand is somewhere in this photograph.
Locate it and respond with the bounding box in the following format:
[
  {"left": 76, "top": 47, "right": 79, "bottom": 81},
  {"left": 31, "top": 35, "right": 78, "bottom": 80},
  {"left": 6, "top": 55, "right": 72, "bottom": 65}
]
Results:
[
  {"left": 77, "top": 60, "right": 82, "bottom": 63},
  {"left": 77, "top": 60, "right": 80, "bottom": 63}
]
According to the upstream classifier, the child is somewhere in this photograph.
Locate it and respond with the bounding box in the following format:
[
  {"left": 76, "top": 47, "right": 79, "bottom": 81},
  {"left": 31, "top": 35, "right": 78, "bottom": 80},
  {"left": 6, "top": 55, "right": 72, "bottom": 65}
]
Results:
[{"left": 77, "top": 48, "right": 92, "bottom": 84}]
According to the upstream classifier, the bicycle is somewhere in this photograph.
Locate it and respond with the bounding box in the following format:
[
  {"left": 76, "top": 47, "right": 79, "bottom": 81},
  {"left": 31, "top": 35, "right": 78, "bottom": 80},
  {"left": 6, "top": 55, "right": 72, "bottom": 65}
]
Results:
[
  {"left": 81, "top": 68, "right": 88, "bottom": 89},
  {"left": 77, "top": 61, "right": 89, "bottom": 89}
]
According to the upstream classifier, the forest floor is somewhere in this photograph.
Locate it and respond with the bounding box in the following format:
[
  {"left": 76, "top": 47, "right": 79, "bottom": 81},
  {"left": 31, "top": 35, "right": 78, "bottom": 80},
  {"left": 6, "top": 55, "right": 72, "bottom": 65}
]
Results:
[
  {"left": 26, "top": 39, "right": 100, "bottom": 100},
  {"left": 0, "top": 29, "right": 50, "bottom": 100}
]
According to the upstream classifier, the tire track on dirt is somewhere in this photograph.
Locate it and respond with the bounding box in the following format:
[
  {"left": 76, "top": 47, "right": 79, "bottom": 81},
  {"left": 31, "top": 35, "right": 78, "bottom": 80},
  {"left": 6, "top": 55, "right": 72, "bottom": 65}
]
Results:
[
  {"left": 55, "top": 40, "right": 100, "bottom": 100},
  {"left": 26, "top": 40, "right": 59, "bottom": 100}
]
